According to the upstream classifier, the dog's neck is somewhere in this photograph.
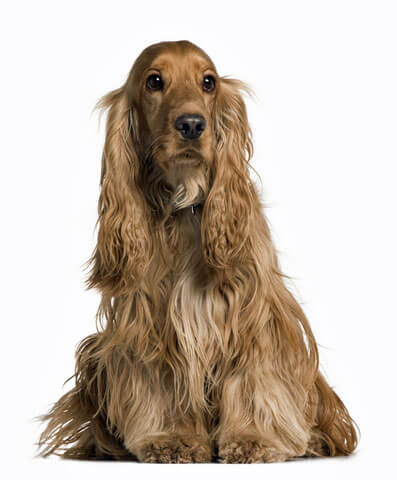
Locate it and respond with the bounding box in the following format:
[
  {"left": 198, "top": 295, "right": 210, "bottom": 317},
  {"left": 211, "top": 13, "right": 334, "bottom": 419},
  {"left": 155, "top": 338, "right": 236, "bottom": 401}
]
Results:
[
  {"left": 139, "top": 157, "right": 208, "bottom": 218},
  {"left": 166, "top": 165, "right": 208, "bottom": 214},
  {"left": 172, "top": 199, "right": 203, "bottom": 217},
  {"left": 170, "top": 182, "right": 204, "bottom": 211}
]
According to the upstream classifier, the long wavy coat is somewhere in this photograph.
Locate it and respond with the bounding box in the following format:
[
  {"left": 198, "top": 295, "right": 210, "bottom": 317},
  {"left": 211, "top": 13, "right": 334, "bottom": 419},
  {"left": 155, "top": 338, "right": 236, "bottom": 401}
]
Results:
[{"left": 39, "top": 40, "right": 357, "bottom": 463}]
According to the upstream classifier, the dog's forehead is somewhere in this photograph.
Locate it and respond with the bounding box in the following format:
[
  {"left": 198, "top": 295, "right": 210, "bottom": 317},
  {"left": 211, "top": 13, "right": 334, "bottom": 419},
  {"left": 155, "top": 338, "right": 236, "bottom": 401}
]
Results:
[
  {"left": 132, "top": 41, "right": 217, "bottom": 77},
  {"left": 150, "top": 52, "right": 212, "bottom": 73}
]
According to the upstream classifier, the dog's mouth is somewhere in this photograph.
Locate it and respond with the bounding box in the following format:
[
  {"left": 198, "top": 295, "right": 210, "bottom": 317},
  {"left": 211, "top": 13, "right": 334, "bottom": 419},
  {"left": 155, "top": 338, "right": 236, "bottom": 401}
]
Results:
[{"left": 172, "top": 148, "right": 204, "bottom": 165}]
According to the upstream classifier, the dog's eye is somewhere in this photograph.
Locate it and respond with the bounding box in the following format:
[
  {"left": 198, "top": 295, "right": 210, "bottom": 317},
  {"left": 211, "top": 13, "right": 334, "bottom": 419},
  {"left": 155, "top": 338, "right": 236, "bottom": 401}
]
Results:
[
  {"left": 146, "top": 74, "right": 163, "bottom": 91},
  {"left": 203, "top": 75, "right": 216, "bottom": 93}
]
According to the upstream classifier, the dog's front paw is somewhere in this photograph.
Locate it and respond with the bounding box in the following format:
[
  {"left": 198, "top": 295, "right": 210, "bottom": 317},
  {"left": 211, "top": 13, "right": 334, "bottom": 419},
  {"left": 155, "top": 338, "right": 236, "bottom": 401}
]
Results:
[
  {"left": 218, "top": 440, "right": 292, "bottom": 463},
  {"left": 139, "top": 436, "right": 212, "bottom": 463}
]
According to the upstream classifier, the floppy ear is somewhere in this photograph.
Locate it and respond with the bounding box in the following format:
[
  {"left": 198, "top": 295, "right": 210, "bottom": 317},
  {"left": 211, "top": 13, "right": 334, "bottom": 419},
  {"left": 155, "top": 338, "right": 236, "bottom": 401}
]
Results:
[
  {"left": 202, "top": 78, "right": 255, "bottom": 270},
  {"left": 87, "top": 88, "right": 152, "bottom": 295}
]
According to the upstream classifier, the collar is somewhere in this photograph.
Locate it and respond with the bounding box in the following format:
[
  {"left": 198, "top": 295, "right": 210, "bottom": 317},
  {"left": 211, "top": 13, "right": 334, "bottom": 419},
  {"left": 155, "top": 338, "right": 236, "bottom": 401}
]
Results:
[
  {"left": 191, "top": 202, "right": 202, "bottom": 216},
  {"left": 170, "top": 201, "right": 203, "bottom": 216}
]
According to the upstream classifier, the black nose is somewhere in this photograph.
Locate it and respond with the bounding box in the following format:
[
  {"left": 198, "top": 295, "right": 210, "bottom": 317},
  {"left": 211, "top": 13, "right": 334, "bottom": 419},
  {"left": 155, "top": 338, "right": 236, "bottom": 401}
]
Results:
[{"left": 174, "top": 114, "right": 206, "bottom": 140}]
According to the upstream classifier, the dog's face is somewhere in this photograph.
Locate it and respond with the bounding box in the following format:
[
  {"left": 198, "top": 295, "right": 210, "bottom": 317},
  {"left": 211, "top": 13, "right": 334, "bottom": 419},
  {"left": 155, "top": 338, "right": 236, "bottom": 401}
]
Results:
[{"left": 127, "top": 41, "right": 217, "bottom": 192}]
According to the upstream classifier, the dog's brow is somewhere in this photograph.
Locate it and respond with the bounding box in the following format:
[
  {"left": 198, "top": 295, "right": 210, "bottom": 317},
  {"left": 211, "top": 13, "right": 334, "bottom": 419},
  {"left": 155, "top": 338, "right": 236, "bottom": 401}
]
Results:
[{"left": 148, "top": 63, "right": 167, "bottom": 71}]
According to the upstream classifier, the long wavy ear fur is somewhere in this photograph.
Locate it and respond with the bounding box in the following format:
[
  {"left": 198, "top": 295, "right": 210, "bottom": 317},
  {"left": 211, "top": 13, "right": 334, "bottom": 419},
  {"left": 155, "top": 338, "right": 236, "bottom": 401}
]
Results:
[
  {"left": 202, "top": 79, "right": 255, "bottom": 269},
  {"left": 87, "top": 88, "right": 151, "bottom": 296}
]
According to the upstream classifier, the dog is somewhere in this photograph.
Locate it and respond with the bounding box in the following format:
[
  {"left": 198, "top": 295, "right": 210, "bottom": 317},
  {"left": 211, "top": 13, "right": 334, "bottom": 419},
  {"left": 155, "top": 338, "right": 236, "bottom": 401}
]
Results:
[{"left": 39, "top": 40, "right": 358, "bottom": 463}]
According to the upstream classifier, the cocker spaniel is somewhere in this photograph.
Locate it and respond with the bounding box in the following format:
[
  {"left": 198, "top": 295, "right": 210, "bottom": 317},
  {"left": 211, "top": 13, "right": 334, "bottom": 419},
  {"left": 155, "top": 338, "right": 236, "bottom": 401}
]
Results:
[{"left": 39, "top": 40, "right": 358, "bottom": 463}]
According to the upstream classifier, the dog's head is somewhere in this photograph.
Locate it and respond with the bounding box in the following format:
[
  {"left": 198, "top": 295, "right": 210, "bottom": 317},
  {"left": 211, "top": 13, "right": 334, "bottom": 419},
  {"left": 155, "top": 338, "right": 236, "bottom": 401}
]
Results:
[
  {"left": 128, "top": 41, "right": 216, "bottom": 171},
  {"left": 119, "top": 40, "right": 253, "bottom": 210}
]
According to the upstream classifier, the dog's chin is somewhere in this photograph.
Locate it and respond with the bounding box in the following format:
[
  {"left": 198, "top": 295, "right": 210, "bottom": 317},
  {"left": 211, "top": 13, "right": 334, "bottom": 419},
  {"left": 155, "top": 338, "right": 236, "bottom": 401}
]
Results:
[
  {"left": 171, "top": 148, "right": 204, "bottom": 167},
  {"left": 153, "top": 148, "right": 207, "bottom": 180},
  {"left": 158, "top": 153, "right": 209, "bottom": 212}
]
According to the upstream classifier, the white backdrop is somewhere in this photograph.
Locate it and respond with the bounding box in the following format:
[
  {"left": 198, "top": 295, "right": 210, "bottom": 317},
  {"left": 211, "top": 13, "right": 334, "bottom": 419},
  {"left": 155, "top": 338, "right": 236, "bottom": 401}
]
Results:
[{"left": 1, "top": 1, "right": 396, "bottom": 478}]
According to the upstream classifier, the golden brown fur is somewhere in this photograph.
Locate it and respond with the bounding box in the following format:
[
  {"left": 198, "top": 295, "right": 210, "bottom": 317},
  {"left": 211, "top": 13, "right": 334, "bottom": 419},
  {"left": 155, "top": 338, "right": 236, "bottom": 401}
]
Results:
[{"left": 38, "top": 41, "right": 358, "bottom": 463}]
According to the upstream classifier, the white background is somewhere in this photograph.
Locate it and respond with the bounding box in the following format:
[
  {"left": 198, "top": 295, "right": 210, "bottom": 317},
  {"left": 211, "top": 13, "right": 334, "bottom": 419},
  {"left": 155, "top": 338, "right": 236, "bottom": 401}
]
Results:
[{"left": 1, "top": 1, "right": 396, "bottom": 478}]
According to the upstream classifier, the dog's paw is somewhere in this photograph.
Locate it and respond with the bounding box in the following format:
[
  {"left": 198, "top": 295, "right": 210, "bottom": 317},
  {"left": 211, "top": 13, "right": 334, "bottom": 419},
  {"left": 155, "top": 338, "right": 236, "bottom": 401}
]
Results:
[
  {"left": 139, "top": 436, "right": 212, "bottom": 463},
  {"left": 218, "top": 440, "right": 292, "bottom": 463}
]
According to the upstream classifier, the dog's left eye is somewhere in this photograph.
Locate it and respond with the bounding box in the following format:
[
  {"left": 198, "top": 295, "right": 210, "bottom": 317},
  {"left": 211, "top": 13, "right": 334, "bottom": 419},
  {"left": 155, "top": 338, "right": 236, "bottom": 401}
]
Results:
[
  {"left": 203, "top": 75, "right": 216, "bottom": 93},
  {"left": 146, "top": 74, "right": 163, "bottom": 91}
]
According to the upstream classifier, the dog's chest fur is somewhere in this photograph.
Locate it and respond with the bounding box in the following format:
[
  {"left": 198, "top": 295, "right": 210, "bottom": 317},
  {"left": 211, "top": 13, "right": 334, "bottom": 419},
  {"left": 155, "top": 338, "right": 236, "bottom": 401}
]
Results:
[{"left": 149, "top": 207, "right": 226, "bottom": 370}]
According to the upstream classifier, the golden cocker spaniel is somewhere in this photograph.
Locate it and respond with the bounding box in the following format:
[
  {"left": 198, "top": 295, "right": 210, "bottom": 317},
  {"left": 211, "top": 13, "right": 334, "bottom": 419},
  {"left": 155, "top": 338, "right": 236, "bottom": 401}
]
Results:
[{"left": 39, "top": 40, "right": 358, "bottom": 463}]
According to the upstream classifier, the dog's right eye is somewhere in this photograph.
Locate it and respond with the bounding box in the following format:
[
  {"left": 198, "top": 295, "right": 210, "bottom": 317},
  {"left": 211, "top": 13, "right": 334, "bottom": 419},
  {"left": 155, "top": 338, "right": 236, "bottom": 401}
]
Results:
[{"left": 146, "top": 74, "right": 163, "bottom": 91}]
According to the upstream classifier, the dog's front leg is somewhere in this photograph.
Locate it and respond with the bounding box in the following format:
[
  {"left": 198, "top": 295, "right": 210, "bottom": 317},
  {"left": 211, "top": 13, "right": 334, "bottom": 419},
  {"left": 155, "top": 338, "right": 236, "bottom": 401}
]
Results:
[
  {"left": 215, "top": 366, "right": 310, "bottom": 463},
  {"left": 121, "top": 361, "right": 212, "bottom": 463}
]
